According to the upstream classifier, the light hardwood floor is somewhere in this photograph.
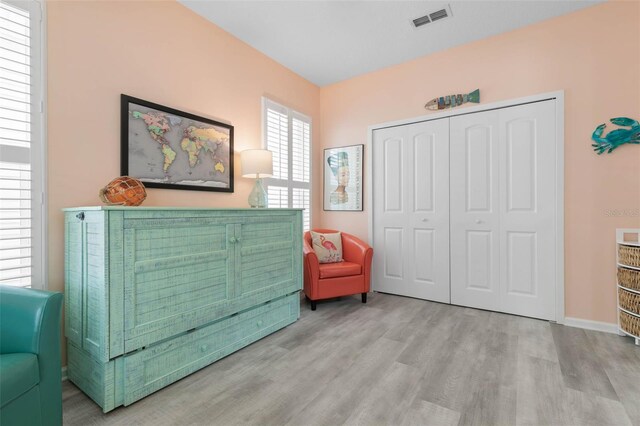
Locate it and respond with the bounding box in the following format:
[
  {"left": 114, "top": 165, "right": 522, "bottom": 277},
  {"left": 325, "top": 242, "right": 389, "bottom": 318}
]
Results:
[{"left": 63, "top": 293, "right": 640, "bottom": 426}]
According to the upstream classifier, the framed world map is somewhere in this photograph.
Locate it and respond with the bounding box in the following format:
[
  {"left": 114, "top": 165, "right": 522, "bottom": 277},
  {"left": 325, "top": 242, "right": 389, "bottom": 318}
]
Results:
[{"left": 121, "top": 95, "right": 234, "bottom": 192}]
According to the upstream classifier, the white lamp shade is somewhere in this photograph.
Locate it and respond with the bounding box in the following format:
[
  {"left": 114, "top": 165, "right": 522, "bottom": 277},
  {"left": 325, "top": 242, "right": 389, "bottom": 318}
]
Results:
[{"left": 241, "top": 149, "right": 273, "bottom": 178}]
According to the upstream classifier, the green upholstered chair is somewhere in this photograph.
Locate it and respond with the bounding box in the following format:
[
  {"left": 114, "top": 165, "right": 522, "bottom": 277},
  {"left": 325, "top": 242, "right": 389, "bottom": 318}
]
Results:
[{"left": 0, "top": 286, "right": 64, "bottom": 426}]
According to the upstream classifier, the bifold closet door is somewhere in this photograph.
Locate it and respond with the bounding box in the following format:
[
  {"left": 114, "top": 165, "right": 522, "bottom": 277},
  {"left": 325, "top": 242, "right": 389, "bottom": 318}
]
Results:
[
  {"left": 450, "top": 110, "right": 501, "bottom": 312},
  {"left": 372, "top": 119, "right": 450, "bottom": 303},
  {"left": 498, "top": 101, "right": 556, "bottom": 320},
  {"left": 450, "top": 100, "right": 557, "bottom": 320}
]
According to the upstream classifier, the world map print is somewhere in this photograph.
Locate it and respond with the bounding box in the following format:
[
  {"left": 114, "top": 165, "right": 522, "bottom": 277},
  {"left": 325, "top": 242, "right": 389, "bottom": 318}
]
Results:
[{"left": 125, "top": 100, "right": 232, "bottom": 190}]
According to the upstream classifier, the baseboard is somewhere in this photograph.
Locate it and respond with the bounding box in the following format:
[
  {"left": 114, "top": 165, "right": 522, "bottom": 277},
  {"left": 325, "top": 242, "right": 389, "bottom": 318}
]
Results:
[
  {"left": 563, "top": 317, "right": 619, "bottom": 334},
  {"left": 61, "top": 366, "right": 68, "bottom": 382}
]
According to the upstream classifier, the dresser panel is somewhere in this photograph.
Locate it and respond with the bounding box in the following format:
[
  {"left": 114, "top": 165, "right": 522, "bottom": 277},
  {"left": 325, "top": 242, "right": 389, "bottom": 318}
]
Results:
[
  {"left": 64, "top": 217, "right": 83, "bottom": 347},
  {"left": 123, "top": 220, "right": 235, "bottom": 351},
  {"left": 123, "top": 293, "right": 298, "bottom": 405},
  {"left": 65, "top": 211, "right": 110, "bottom": 362},
  {"left": 238, "top": 218, "right": 299, "bottom": 297}
]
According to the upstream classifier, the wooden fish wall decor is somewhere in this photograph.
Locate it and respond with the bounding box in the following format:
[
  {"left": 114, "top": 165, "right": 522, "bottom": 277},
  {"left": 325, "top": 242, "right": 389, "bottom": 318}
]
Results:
[
  {"left": 591, "top": 117, "right": 640, "bottom": 155},
  {"left": 424, "top": 89, "right": 480, "bottom": 111}
]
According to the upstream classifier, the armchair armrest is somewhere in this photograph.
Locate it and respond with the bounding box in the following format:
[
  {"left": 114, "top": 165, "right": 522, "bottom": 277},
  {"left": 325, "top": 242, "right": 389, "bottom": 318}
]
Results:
[
  {"left": 341, "top": 233, "right": 374, "bottom": 292},
  {"left": 0, "top": 286, "right": 63, "bottom": 424},
  {"left": 0, "top": 287, "right": 63, "bottom": 355},
  {"left": 342, "top": 232, "right": 372, "bottom": 265},
  {"left": 303, "top": 237, "right": 319, "bottom": 267},
  {"left": 303, "top": 237, "right": 320, "bottom": 296}
]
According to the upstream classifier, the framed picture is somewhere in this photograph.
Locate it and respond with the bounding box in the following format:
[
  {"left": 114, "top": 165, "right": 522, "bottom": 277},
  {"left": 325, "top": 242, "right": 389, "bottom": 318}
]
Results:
[
  {"left": 323, "top": 144, "right": 363, "bottom": 211},
  {"left": 121, "top": 94, "right": 234, "bottom": 192}
]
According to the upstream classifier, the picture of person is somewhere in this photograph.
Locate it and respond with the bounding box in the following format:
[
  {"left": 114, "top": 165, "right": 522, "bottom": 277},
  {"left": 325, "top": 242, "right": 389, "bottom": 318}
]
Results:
[
  {"left": 323, "top": 144, "right": 363, "bottom": 211},
  {"left": 328, "top": 151, "right": 350, "bottom": 205}
]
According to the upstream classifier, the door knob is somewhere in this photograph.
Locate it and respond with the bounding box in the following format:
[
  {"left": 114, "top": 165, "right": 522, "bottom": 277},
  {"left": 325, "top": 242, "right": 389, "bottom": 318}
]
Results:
[
  {"left": 475, "top": 219, "right": 483, "bottom": 224},
  {"left": 422, "top": 218, "right": 429, "bottom": 222},
  {"left": 229, "top": 236, "right": 237, "bottom": 243}
]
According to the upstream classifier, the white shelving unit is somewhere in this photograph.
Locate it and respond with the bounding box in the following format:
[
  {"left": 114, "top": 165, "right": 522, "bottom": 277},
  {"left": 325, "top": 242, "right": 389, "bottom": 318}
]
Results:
[{"left": 616, "top": 228, "right": 640, "bottom": 346}]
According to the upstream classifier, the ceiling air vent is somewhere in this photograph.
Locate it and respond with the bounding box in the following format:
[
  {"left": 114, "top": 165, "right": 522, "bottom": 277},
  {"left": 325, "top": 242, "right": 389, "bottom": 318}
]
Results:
[
  {"left": 429, "top": 8, "right": 449, "bottom": 22},
  {"left": 412, "top": 15, "right": 432, "bottom": 28},
  {"left": 412, "top": 5, "right": 452, "bottom": 28}
]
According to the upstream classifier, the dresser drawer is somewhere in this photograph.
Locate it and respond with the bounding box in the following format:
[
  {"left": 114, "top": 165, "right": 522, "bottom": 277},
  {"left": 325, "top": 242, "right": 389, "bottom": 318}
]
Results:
[{"left": 123, "top": 292, "right": 299, "bottom": 405}]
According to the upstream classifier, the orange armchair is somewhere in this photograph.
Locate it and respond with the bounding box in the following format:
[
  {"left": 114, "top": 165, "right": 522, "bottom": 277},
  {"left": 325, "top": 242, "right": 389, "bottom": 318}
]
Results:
[{"left": 303, "top": 229, "right": 373, "bottom": 310}]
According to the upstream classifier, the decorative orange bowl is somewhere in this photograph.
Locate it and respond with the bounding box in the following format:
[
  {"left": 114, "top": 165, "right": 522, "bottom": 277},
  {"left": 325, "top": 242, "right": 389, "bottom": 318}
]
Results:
[{"left": 99, "top": 176, "right": 147, "bottom": 206}]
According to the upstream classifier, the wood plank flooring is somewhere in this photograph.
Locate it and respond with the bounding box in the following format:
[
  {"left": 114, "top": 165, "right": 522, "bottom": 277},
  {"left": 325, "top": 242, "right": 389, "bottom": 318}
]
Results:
[{"left": 62, "top": 293, "right": 640, "bottom": 426}]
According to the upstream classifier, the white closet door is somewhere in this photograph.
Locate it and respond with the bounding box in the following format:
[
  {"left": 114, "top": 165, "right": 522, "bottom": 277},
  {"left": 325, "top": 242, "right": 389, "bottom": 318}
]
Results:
[
  {"left": 450, "top": 110, "right": 501, "bottom": 311},
  {"left": 498, "top": 101, "right": 556, "bottom": 320},
  {"left": 450, "top": 100, "right": 557, "bottom": 320},
  {"left": 372, "top": 119, "right": 450, "bottom": 303}
]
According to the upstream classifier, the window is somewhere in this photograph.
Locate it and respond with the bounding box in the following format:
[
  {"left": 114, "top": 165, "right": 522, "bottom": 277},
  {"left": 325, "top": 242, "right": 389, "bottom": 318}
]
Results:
[
  {"left": 263, "top": 98, "right": 311, "bottom": 231},
  {"left": 0, "top": 1, "right": 45, "bottom": 288}
]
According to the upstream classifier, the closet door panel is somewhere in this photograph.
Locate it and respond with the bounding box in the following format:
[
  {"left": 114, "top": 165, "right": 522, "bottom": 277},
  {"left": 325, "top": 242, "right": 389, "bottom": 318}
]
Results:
[
  {"left": 499, "top": 101, "right": 556, "bottom": 320},
  {"left": 383, "top": 227, "right": 404, "bottom": 279},
  {"left": 450, "top": 110, "right": 500, "bottom": 311},
  {"left": 373, "top": 118, "right": 450, "bottom": 303},
  {"left": 466, "top": 230, "right": 494, "bottom": 291},
  {"left": 407, "top": 121, "right": 450, "bottom": 303},
  {"left": 383, "top": 137, "right": 403, "bottom": 212},
  {"left": 414, "top": 229, "right": 435, "bottom": 282},
  {"left": 373, "top": 131, "right": 407, "bottom": 292},
  {"left": 466, "top": 126, "right": 494, "bottom": 212},
  {"left": 414, "top": 133, "right": 435, "bottom": 212}
]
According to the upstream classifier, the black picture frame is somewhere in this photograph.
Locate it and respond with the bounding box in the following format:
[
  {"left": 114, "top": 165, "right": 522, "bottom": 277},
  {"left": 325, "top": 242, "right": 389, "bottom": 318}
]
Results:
[{"left": 121, "top": 94, "right": 234, "bottom": 193}]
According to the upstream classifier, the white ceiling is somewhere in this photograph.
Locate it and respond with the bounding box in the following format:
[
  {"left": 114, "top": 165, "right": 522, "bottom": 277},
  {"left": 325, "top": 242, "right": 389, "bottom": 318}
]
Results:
[{"left": 179, "top": 0, "right": 602, "bottom": 87}]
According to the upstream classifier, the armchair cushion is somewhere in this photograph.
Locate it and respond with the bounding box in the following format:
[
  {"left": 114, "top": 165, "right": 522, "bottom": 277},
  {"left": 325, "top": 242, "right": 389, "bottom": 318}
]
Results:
[
  {"left": 0, "top": 353, "right": 39, "bottom": 407},
  {"left": 310, "top": 231, "right": 343, "bottom": 263},
  {"left": 318, "top": 261, "right": 362, "bottom": 279}
]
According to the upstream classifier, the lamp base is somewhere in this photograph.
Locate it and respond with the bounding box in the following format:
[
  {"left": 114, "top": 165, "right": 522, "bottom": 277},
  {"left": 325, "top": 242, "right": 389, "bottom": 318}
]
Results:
[{"left": 248, "top": 178, "right": 268, "bottom": 208}]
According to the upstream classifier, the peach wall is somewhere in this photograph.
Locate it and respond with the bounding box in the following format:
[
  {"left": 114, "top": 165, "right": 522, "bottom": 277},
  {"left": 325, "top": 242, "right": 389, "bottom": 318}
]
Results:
[
  {"left": 47, "top": 1, "right": 320, "bottom": 361},
  {"left": 318, "top": 1, "right": 640, "bottom": 324}
]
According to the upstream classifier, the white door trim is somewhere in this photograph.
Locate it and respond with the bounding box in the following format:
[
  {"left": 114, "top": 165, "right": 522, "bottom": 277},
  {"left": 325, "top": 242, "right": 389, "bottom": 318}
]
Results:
[{"left": 366, "top": 90, "right": 565, "bottom": 324}]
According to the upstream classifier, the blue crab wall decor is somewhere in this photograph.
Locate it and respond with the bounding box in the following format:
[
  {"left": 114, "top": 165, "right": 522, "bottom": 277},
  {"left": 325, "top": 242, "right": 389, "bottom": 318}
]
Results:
[{"left": 591, "top": 117, "right": 640, "bottom": 155}]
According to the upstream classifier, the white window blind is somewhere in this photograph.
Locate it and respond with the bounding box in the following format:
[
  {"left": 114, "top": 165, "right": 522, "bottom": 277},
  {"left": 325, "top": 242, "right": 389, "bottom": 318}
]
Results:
[
  {"left": 0, "top": 0, "right": 44, "bottom": 289},
  {"left": 263, "top": 98, "right": 311, "bottom": 232}
]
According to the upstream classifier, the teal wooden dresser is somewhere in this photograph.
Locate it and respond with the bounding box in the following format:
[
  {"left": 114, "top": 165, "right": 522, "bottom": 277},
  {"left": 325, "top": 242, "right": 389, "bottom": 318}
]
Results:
[{"left": 63, "top": 207, "right": 302, "bottom": 412}]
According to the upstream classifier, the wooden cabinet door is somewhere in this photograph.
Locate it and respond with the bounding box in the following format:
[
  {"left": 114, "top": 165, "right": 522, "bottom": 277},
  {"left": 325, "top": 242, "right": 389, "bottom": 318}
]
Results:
[
  {"left": 122, "top": 215, "right": 235, "bottom": 352},
  {"left": 64, "top": 211, "right": 110, "bottom": 362},
  {"left": 235, "top": 211, "right": 302, "bottom": 300}
]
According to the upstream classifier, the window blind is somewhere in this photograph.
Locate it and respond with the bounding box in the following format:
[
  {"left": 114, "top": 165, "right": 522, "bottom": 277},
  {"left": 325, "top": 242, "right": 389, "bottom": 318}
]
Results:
[
  {"left": 263, "top": 98, "right": 311, "bottom": 232},
  {"left": 267, "top": 185, "right": 288, "bottom": 209},
  {"left": 266, "top": 106, "right": 288, "bottom": 181},
  {"left": 0, "top": 1, "right": 43, "bottom": 288},
  {"left": 291, "top": 115, "right": 310, "bottom": 184},
  {"left": 292, "top": 187, "right": 310, "bottom": 231}
]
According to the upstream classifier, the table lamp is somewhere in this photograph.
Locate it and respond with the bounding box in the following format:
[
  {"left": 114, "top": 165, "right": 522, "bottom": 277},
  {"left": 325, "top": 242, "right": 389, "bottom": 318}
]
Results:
[{"left": 241, "top": 149, "right": 273, "bottom": 208}]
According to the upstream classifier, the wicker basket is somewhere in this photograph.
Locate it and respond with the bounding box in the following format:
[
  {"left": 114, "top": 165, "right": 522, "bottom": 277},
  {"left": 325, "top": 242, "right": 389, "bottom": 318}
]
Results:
[
  {"left": 618, "top": 267, "right": 640, "bottom": 291},
  {"left": 620, "top": 310, "right": 640, "bottom": 338},
  {"left": 619, "top": 288, "right": 640, "bottom": 315},
  {"left": 619, "top": 245, "right": 640, "bottom": 268}
]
